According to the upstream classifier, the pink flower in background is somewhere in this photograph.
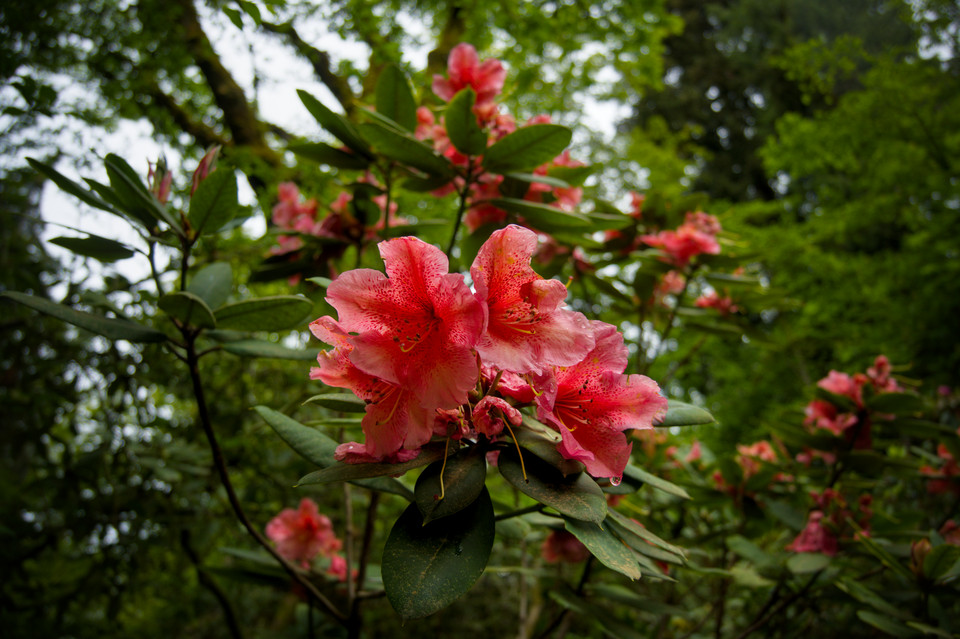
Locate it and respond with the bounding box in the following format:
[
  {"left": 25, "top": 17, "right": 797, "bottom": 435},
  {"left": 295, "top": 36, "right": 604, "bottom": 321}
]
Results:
[
  {"left": 432, "top": 43, "right": 506, "bottom": 120},
  {"left": 685, "top": 440, "right": 702, "bottom": 463},
  {"left": 325, "top": 236, "right": 484, "bottom": 411},
  {"left": 535, "top": 321, "right": 667, "bottom": 481},
  {"left": 640, "top": 223, "right": 721, "bottom": 267},
  {"left": 684, "top": 211, "right": 722, "bottom": 236},
  {"left": 736, "top": 441, "right": 778, "bottom": 479},
  {"left": 695, "top": 290, "right": 739, "bottom": 315},
  {"left": 541, "top": 530, "right": 589, "bottom": 563},
  {"left": 804, "top": 399, "right": 858, "bottom": 435},
  {"left": 866, "top": 355, "right": 901, "bottom": 392},
  {"left": 471, "top": 225, "right": 594, "bottom": 375},
  {"left": 266, "top": 498, "right": 342, "bottom": 566},
  {"left": 786, "top": 511, "right": 838, "bottom": 556},
  {"left": 920, "top": 443, "right": 960, "bottom": 495},
  {"left": 817, "top": 370, "right": 864, "bottom": 407}
]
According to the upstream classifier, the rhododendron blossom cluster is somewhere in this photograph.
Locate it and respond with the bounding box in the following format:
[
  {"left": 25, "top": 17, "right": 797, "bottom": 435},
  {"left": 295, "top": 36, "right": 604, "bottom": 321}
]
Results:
[
  {"left": 310, "top": 225, "right": 667, "bottom": 481},
  {"left": 786, "top": 489, "right": 873, "bottom": 556},
  {"left": 266, "top": 498, "right": 347, "bottom": 578}
]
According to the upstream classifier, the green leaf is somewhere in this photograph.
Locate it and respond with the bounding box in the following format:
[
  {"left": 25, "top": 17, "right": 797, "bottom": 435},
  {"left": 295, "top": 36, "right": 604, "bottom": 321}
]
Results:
[
  {"left": 288, "top": 142, "right": 370, "bottom": 169},
  {"left": 253, "top": 406, "right": 413, "bottom": 500},
  {"left": 104, "top": 154, "right": 182, "bottom": 232},
  {"left": 186, "top": 262, "right": 232, "bottom": 309},
  {"left": 297, "top": 444, "right": 448, "bottom": 485},
  {"left": 2, "top": 291, "right": 167, "bottom": 343},
  {"left": 445, "top": 89, "right": 487, "bottom": 155},
  {"left": 158, "top": 291, "right": 216, "bottom": 329},
  {"left": 856, "top": 531, "right": 915, "bottom": 582},
  {"left": 375, "top": 64, "right": 417, "bottom": 132},
  {"left": 221, "top": 339, "right": 316, "bottom": 360},
  {"left": 923, "top": 544, "right": 960, "bottom": 581},
  {"left": 27, "top": 158, "right": 122, "bottom": 217},
  {"left": 866, "top": 392, "right": 925, "bottom": 415},
  {"left": 563, "top": 516, "right": 642, "bottom": 580},
  {"left": 605, "top": 510, "right": 686, "bottom": 562},
  {"left": 504, "top": 171, "right": 570, "bottom": 189},
  {"left": 383, "top": 487, "right": 495, "bottom": 619},
  {"left": 213, "top": 296, "right": 313, "bottom": 331},
  {"left": 622, "top": 464, "right": 691, "bottom": 500},
  {"left": 303, "top": 392, "right": 367, "bottom": 413},
  {"left": 49, "top": 235, "right": 135, "bottom": 263},
  {"left": 415, "top": 446, "right": 487, "bottom": 524},
  {"left": 487, "top": 198, "right": 592, "bottom": 230},
  {"left": 548, "top": 164, "right": 593, "bottom": 185},
  {"left": 358, "top": 121, "right": 456, "bottom": 179},
  {"left": 297, "top": 90, "right": 373, "bottom": 158},
  {"left": 482, "top": 124, "right": 572, "bottom": 173},
  {"left": 763, "top": 498, "right": 806, "bottom": 531},
  {"left": 786, "top": 552, "right": 832, "bottom": 574},
  {"left": 586, "top": 212, "right": 632, "bottom": 231},
  {"left": 187, "top": 168, "right": 237, "bottom": 236},
  {"left": 836, "top": 579, "right": 912, "bottom": 620},
  {"left": 856, "top": 610, "right": 916, "bottom": 638},
  {"left": 730, "top": 564, "right": 776, "bottom": 588},
  {"left": 657, "top": 400, "right": 716, "bottom": 427},
  {"left": 498, "top": 448, "right": 606, "bottom": 523}
]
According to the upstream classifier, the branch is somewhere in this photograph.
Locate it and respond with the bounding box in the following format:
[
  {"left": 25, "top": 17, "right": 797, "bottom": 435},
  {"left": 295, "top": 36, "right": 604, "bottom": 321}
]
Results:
[
  {"left": 260, "top": 20, "right": 355, "bottom": 115},
  {"left": 142, "top": 82, "right": 227, "bottom": 149},
  {"left": 180, "top": 529, "right": 244, "bottom": 639}
]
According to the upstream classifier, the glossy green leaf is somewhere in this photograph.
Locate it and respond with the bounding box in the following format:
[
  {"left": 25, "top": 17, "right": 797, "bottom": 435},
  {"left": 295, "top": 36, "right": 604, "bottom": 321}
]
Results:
[
  {"left": 856, "top": 610, "right": 915, "bottom": 638},
  {"left": 297, "top": 443, "right": 448, "bottom": 485},
  {"left": 482, "top": 124, "right": 572, "bottom": 173},
  {"left": 187, "top": 168, "right": 238, "bottom": 236},
  {"left": 563, "top": 516, "right": 641, "bottom": 580},
  {"left": 375, "top": 64, "right": 417, "bottom": 132},
  {"left": 786, "top": 552, "right": 832, "bottom": 574},
  {"left": 445, "top": 88, "right": 487, "bottom": 155},
  {"left": 254, "top": 406, "right": 412, "bottom": 500},
  {"left": 2, "top": 291, "right": 167, "bottom": 343},
  {"left": 358, "top": 121, "right": 456, "bottom": 178},
  {"left": 586, "top": 212, "right": 632, "bottom": 230},
  {"left": 606, "top": 509, "right": 686, "bottom": 561},
  {"left": 288, "top": 142, "right": 370, "bottom": 169},
  {"left": 297, "top": 90, "right": 372, "bottom": 158},
  {"left": 104, "top": 154, "right": 181, "bottom": 231},
  {"left": 504, "top": 171, "right": 570, "bottom": 189},
  {"left": 221, "top": 339, "right": 316, "bottom": 360},
  {"left": 866, "top": 392, "right": 925, "bottom": 415},
  {"left": 514, "top": 425, "right": 586, "bottom": 476},
  {"left": 158, "top": 291, "right": 216, "bottom": 329},
  {"left": 27, "top": 158, "right": 122, "bottom": 217},
  {"left": 498, "top": 448, "right": 606, "bottom": 523},
  {"left": 548, "top": 164, "right": 593, "bottom": 185},
  {"left": 49, "top": 235, "right": 135, "bottom": 263},
  {"left": 487, "top": 198, "right": 592, "bottom": 230},
  {"left": 303, "top": 392, "right": 367, "bottom": 413},
  {"left": 657, "top": 400, "right": 716, "bottom": 427},
  {"left": 924, "top": 544, "right": 960, "bottom": 580},
  {"left": 623, "top": 464, "right": 691, "bottom": 500},
  {"left": 213, "top": 296, "right": 313, "bottom": 331},
  {"left": 415, "top": 446, "right": 487, "bottom": 524},
  {"left": 186, "top": 262, "right": 232, "bottom": 309},
  {"left": 383, "top": 487, "right": 495, "bottom": 619}
]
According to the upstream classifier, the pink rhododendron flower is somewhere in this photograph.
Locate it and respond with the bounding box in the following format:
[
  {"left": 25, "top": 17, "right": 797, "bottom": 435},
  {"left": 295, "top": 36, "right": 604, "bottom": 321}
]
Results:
[
  {"left": 629, "top": 192, "right": 645, "bottom": 219},
  {"left": 736, "top": 440, "right": 778, "bottom": 479},
  {"left": 432, "top": 43, "right": 506, "bottom": 120},
  {"left": 325, "top": 236, "right": 484, "bottom": 410},
  {"left": 541, "top": 530, "right": 590, "bottom": 563},
  {"left": 471, "top": 225, "right": 594, "bottom": 375},
  {"left": 535, "top": 321, "right": 667, "bottom": 481},
  {"left": 640, "top": 223, "right": 721, "bottom": 267},
  {"left": 866, "top": 355, "right": 901, "bottom": 392},
  {"left": 266, "top": 498, "right": 342, "bottom": 566},
  {"left": 817, "top": 370, "right": 864, "bottom": 407},
  {"left": 190, "top": 145, "right": 220, "bottom": 196},
  {"left": 920, "top": 443, "right": 960, "bottom": 495},
  {"left": 786, "top": 511, "right": 838, "bottom": 556},
  {"left": 803, "top": 399, "right": 858, "bottom": 435},
  {"left": 695, "top": 290, "right": 739, "bottom": 315},
  {"left": 310, "top": 317, "right": 435, "bottom": 460},
  {"left": 472, "top": 395, "right": 522, "bottom": 438},
  {"left": 684, "top": 211, "right": 721, "bottom": 235},
  {"left": 685, "top": 440, "right": 702, "bottom": 463}
]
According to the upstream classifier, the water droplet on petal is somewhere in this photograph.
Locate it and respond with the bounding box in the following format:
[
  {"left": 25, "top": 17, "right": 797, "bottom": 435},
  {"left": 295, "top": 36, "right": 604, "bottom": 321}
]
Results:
[{"left": 610, "top": 476, "right": 622, "bottom": 487}]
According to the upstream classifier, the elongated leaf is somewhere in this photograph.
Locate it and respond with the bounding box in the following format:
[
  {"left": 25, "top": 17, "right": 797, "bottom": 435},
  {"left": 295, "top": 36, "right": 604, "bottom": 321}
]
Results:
[
  {"left": 504, "top": 171, "right": 570, "bottom": 188},
  {"left": 214, "top": 296, "right": 313, "bottom": 331},
  {"left": 836, "top": 579, "right": 912, "bottom": 620},
  {"left": 445, "top": 89, "right": 487, "bottom": 155},
  {"left": 605, "top": 510, "right": 686, "bottom": 561},
  {"left": 586, "top": 212, "right": 632, "bottom": 230},
  {"left": 188, "top": 168, "right": 237, "bottom": 236},
  {"left": 303, "top": 392, "right": 367, "bottom": 413},
  {"left": 297, "top": 444, "right": 448, "bottom": 485},
  {"left": 866, "top": 392, "right": 925, "bottom": 415},
  {"left": 375, "top": 64, "right": 417, "bottom": 132},
  {"left": 786, "top": 552, "right": 831, "bottom": 574},
  {"left": 358, "top": 122, "right": 456, "bottom": 178},
  {"left": 563, "top": 516, "right": 641, "bottom": 580},
  {"left": 924, "top": 544, "right": 960, "bottom": 581},
  {"left": 482, "top": 124, "right": 572, "bottom": 173},
  {"left": 623, "top": 464, "right": 691, "bottom": 500},
  {"left": 289, "top": 142, "right": 370, "bottom": 169},
  {"left": 415, "top": 446, "right": 487, "bottom": 524},
  {"left": 186, "top": 262, "right": 232, "bottom": 309},
  {"left": 253, "top": 406, "right": 412, "bottom": 500},
  {"left": 297, "top": 90, "right": 372, "bottom": 158},
  {"left": 158, "top": 291, "right": 216, "bottom": 328},
  {"left": 855, "top": 530, "right": 915, "bottom": 582},
  {"left": 498, "top": 448, "right": 606, "bottom": 523},
  {"left": 657, "top": 400, "right": 716, "bottom": 427},
  {"left": 221, "top": 339, "right": 316, "bottom": 360},
  {"left": 383, "top": 488, "right": 495, "bottom": 619},
  {"left": 2, "top": 291, "right": 167, "bottom": 343},
  {"left": 857, "top": 610, "right": 915, "bottom": 638},
  {"left": 104, "top": 154, "right": 182, "bottom": 232},
  {"left": 488, "top": 197, "right": 592, "bottom": 230},
  {"left": 49, "top": 235, "right": 135, "bottom": 263},
  {"left": 27, "top": 158, "right": 121, "bottom": 215}
]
